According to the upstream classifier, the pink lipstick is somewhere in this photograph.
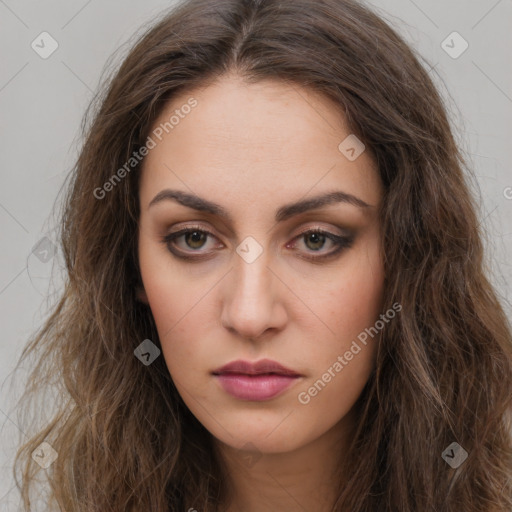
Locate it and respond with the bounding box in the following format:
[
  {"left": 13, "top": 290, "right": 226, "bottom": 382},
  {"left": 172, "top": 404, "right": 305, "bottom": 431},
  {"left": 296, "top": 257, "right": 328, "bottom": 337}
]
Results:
[{"left": 212, "top": 359, "right": 302, "bottom": 401}]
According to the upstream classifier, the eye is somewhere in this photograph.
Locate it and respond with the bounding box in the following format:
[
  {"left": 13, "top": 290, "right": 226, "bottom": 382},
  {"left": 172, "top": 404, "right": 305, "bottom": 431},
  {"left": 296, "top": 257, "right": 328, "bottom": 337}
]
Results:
[
  {"left": 161, "top": 226, "right": 354, "bottom": 261},
  {"left": 162, "top": 225, "right": 221, "bottom": 260},
  {"left": 288, "top": 228, "right": 354, "bottom": 261}
]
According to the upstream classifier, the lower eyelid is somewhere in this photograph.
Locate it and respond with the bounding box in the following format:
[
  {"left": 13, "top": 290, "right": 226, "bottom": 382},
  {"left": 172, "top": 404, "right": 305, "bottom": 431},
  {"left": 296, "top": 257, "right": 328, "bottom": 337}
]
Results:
[
  {"left": 163, "top": 228, "right": 353, "bottom": 258},
  {"left": 163, "top": 229, "right": 219, "bottom": 251},
  {"left": 291, "top": 233, "right": 353, "bottom": 257}
]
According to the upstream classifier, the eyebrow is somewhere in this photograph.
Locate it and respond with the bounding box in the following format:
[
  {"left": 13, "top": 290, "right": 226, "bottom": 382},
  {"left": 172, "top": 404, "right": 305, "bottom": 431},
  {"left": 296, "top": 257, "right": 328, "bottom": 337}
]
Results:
[{"left": 148, "top": 189, "right": 372, "bottom": 223}]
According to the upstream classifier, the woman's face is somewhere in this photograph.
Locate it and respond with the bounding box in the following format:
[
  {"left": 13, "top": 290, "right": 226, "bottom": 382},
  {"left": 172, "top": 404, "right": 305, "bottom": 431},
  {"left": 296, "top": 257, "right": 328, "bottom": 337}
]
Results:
[{"left": 138, "top": 74, "right": 385, "bottom": 455}]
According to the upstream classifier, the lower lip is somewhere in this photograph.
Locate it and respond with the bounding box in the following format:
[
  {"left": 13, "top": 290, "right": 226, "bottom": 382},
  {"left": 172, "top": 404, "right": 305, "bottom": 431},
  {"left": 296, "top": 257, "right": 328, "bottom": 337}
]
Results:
[{"left": 214, "top": 373, "right": 300, "bottom": 401}]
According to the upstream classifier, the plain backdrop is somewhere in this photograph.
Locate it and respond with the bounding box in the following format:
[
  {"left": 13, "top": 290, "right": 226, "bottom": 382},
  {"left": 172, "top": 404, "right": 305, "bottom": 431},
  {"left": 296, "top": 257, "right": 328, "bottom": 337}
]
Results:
[{"left": 0, "top": 0, "right": 511, "bottom": 508}]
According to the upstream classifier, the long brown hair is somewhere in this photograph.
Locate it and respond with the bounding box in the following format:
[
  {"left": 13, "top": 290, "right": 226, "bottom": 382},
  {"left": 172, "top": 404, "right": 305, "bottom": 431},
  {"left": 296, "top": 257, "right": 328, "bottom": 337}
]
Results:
[{"left": 13, "top": 0, "right": 512, "bottom": 510}]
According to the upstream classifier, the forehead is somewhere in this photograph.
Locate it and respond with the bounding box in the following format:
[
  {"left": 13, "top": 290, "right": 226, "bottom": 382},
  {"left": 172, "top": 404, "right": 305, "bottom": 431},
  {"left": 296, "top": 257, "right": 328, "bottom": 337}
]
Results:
[{"left": 139, "top": 74, "right": 381, "bottom": 217}]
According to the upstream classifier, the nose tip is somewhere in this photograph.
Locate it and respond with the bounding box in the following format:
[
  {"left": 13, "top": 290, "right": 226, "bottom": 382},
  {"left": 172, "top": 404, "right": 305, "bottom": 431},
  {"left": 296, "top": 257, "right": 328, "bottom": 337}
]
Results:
[{"left": 220, "top": 257, "right": 287, "bottom": 341}]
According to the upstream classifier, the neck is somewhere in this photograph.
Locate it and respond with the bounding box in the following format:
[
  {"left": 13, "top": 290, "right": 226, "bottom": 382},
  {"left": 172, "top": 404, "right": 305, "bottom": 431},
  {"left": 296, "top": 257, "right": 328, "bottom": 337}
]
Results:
[{"left": 215, "top": 408, "right": 357, "bottom": 512}]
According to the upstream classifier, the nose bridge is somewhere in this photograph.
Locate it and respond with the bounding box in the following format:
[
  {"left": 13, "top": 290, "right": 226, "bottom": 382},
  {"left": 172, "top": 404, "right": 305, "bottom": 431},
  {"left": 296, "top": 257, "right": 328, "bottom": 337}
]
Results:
[
  {"left": 221, "top": 245, "right": 284, "bottom": 339},
  {"left": 235, "top": 250, "right": 272, "bottom": 301}
]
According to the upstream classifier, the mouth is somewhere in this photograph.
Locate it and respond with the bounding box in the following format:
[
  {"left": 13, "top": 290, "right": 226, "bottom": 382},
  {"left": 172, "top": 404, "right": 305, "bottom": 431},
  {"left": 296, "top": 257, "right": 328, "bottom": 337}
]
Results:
[
  {"left": 212, "top": 359, "right": 302, "bottom": 401},
  {"left": 212, "top": 358, "right": 302, "bottom": 377}
]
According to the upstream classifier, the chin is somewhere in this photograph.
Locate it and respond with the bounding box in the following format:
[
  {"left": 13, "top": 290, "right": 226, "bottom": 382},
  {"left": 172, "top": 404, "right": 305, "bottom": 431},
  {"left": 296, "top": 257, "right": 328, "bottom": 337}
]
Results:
[{"left": 210, "top": 420, "right": 310, "bottom": 454}]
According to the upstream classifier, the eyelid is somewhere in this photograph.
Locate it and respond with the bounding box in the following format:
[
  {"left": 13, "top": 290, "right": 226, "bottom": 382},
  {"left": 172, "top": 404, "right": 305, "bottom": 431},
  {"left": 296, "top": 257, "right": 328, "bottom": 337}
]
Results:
[
  {"left": 161, "top": 223, "right": 354, "bottom": 260},
  {"left": 291, "top": 224, "right": 347, "bottom": 239},
  {"left": 287, "top": 227, "right": 354, "bottom": 259},
  {"left": 165, "top": 221, "right": 348, "bottom": 240},
  {"left": 163, "top": 224, "right": 221, "bottom": 248}
]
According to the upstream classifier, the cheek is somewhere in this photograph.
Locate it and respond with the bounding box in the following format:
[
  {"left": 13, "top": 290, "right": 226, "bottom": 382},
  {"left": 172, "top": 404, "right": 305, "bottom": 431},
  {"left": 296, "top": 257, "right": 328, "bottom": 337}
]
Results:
[
  {"left": 142, "top": 274, "right": 206, "bottom": 352},
  {"left": 138, "top": 241, "right": 220, "bottom": 387},
  {"left": 311, "top": 236, "right": 385, "bottom": 351},
  {"left": 138, "top": 232, "right": 202, "bottom": 332},
  {"left": 299, "top": 240, "right": 384, "bottom": 402},
  {"left": 142, "top": 275, "right": 210, "bottom": 394},
  {"left": 329, "top": 258, "right": 385, "bottom": 342},
  {"left": 138, "top": 242, "right": 190, "bottom": 344}
]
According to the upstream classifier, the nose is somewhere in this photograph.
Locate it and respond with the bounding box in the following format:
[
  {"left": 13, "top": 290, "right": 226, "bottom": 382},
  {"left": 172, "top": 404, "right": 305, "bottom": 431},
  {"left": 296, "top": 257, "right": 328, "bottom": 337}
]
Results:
[{"left": 220, "top": 251, "right": 287, "bottom": 341}]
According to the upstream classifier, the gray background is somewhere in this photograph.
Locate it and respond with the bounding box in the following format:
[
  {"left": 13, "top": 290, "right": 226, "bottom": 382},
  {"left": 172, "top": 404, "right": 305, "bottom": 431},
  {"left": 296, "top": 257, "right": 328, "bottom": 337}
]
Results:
[{"left": 0, "top": 0, "right": 511, "bottom": 508}]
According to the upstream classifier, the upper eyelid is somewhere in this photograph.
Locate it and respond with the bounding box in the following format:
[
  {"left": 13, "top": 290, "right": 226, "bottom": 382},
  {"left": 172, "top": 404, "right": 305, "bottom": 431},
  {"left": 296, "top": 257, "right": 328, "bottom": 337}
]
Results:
[
  {"left": 166, "top": 224, "right": 344, "bottom": 241},
  {"left": 164, "top": 226, "right": 347, "bottom": 251},
  {"left": 162, "top": 226, "right": 353, "bottom": 264},
  {"left": 166, "top": 219, "right": 348, "bottom": 236}
]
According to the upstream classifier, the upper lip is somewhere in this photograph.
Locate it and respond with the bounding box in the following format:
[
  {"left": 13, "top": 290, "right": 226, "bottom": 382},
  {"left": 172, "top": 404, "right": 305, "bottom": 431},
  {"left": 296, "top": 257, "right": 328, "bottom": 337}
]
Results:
[{"left": 212, "top": 358, "right": 302, "bottom": 377}]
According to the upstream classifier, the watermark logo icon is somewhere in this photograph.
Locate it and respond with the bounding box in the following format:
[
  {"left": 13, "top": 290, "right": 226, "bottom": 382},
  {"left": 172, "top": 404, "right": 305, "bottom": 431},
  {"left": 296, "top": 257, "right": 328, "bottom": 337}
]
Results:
[
  {"left": 441, "top": 32, "right": 469, "bottom": 59},
  {"left": 442, "top": 442, "right": 468, "bottom": 469},
  {"left": 134, "top": 339, "right": 161, "bottom": 366},
  {"left": 240, "top": 442, "right": 262, "bottom": 468},
  {"left": 236, "top": 236, "right": 263, "bottom": 264},
  {"left": 31, "top": 32, "right": 59, "bottom": 59},
  {"left": 338, "top": 134, "right": 365, "bottom": 161},
  {"left": 31, "top": 236, "right": 56, "bottom": 263},
  {"left": 31, "top": 441, "right": 58, "bottom": 469}
]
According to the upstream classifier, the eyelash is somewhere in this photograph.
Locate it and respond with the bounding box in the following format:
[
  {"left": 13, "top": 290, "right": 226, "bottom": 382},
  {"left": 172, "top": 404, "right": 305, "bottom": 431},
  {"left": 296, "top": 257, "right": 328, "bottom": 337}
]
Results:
[{"left": 161, "top": 225, "right": 354, "bottom": 262}]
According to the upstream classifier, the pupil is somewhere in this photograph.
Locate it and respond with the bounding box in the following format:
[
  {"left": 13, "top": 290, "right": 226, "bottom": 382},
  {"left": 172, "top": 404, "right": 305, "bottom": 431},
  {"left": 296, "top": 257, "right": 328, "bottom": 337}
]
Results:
[
  {"left": 187, "top": 231, "right": 205, "bottom": 248},
  {"left": 306, "top": 233, "right": 325, "bottom": 250}
]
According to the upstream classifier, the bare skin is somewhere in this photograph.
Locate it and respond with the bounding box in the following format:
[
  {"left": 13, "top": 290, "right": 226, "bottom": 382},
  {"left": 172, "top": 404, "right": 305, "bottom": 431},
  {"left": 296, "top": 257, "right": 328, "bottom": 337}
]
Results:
[{"left": 137, "top": 72, "right": 384, "bottom": 512}]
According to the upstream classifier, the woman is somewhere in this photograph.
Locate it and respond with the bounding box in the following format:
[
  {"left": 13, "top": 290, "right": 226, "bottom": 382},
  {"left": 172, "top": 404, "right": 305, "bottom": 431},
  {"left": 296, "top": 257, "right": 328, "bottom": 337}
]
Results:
[{"left": 13, "top": 0, "right": 512, "bottom": 510}]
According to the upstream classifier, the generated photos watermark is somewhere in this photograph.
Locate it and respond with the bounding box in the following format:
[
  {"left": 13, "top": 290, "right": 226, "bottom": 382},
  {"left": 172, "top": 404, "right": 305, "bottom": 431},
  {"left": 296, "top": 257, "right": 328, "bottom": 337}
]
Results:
[
  {"left": 297, "top": 302, "right": 402, "bottom": 405},
  {"left": 93, "top": 97, "right": 198, "bottom": 200}
]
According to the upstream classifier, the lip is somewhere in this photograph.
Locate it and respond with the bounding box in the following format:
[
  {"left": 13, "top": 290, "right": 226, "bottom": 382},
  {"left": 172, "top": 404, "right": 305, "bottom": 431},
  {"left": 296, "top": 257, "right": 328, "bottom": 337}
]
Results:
[{"left": 212, "top": 359, "right": 302, "bottom": 401}]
